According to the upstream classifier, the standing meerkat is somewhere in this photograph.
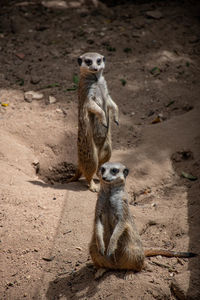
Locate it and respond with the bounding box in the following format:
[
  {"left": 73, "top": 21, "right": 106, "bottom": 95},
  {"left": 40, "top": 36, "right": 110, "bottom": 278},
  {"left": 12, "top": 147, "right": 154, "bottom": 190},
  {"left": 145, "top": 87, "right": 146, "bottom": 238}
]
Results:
[
  {"left": 68, "top": 52, "right": 119, "bottom": 192},
  {"left": 89, "top": 162, "right": 197, "bottom": 278}
]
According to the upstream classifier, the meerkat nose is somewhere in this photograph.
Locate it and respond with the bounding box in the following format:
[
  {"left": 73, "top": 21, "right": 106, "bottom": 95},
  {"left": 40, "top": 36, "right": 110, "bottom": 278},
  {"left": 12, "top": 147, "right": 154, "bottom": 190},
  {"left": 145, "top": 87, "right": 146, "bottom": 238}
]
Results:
[
  {"left": 102, "top": 176, "right": 107, "bottom": 181},
  {"left": 93, "top": 68, "right": 98, "bottom": 71}
]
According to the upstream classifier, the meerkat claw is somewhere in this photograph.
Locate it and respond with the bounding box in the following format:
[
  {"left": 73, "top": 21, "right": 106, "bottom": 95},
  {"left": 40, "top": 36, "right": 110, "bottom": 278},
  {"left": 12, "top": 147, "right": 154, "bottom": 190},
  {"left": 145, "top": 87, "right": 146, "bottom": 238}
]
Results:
[{"left": 114, "top": 120, "right": 119, "bottom": 126}]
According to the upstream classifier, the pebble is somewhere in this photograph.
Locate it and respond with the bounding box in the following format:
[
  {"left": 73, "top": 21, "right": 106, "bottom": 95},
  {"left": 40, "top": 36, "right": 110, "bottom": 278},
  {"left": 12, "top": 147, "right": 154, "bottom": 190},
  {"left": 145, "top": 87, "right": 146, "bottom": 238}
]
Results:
[
  {"left": 146, "top": 10, "right": 163, "bottom": 20},
  {"left": 30, "top": 75, "right": 41, "bottom": 84},
  {"left": 15, "top": 53, "right": 25, "bottom": 60},
  {"left": 49, "top": 96, "right": 57, "bottom": 104},
  {"left": 24, "top": 91, "right": 44, "bottom": 102},
  {"left": 56, "top": 108, "right": 63, "bottom": 114},
  {"left": 42, "top": 1, "right": 68, "bottom": 9},
  {"left": 69, "top": 1, "right": 82, "bottom": 8},
  {"left": 76, "top": 246, "right": 82, "bottom": 251}
]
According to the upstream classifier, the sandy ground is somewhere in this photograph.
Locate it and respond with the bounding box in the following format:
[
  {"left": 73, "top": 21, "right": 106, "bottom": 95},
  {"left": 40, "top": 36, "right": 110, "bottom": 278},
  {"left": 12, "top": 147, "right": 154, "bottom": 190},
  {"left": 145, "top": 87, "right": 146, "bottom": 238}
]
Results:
[{"left": 0, "top": 0, "right": 200, "bottom": 299}]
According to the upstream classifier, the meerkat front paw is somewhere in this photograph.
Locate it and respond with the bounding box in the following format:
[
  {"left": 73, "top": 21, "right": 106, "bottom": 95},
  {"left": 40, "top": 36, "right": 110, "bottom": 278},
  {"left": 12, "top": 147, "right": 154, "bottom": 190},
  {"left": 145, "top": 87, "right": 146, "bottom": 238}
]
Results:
[
  {"left": 106, "top": 252, "right": 116, "bottom": 264},
  {"left": 101, "top": 115, "right": 108, "bottom": 128},
  {"left": 114, "top": 119, "right": 119, "bottom": 126},
  {"left": 114, "top": 114, "right": 119, "bottom": 126},
  {"left": 106, "top": 246, "right": 116, "bottom": 263},
  {"left": 98, "top": 245, "right": 105, "bottom": 256}
]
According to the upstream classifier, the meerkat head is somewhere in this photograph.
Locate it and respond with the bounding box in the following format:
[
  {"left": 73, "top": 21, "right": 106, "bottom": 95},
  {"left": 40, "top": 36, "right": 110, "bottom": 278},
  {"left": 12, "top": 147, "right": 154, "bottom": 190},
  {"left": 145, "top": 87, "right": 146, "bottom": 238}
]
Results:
[
  {"left": 98, "top": 162, "right": 129, "bottom": 186},
  {"left": 77, "top": 52, "right": 105, "bottom": 73}
]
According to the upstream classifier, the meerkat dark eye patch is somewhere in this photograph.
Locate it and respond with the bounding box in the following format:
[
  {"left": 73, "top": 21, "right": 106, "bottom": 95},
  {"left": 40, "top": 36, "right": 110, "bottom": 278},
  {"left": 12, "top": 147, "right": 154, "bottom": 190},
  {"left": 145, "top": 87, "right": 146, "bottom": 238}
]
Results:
[
  {"left": 85, "top": 59, "right": 92, "bottom": 66},
  {"left": 111, "top": 168, "right": 119, "bottom": 175},
  {"left": 123, "top": 168, "right": 129, "bottom": 178},
  {"left": 103, "top": 56, "right": 105, "bottom": 62},
  {"left": 97, "top": 58, "right": 101, "bottom": 65},
  {"left": 101, "top": 167, "right": 105, "bottom": 175},
  {"left": 77, "top": 57, "right": 82, "bottom": 66}
]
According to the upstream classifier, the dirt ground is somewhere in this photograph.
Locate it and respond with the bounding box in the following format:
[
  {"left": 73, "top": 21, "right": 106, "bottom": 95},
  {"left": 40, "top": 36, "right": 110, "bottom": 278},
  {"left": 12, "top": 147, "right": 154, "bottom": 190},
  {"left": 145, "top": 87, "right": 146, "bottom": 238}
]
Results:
[{"left": 0, "top": 0, "right": 200, "bottom": 299}]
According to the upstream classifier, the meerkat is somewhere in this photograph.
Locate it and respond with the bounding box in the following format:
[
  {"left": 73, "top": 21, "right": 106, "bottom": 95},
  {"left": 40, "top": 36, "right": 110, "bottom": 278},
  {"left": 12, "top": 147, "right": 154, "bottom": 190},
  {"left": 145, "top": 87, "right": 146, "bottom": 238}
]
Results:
[
  {"left": 68, "top": 52, "right": 119, "bottom": 192},
  {"left": 89, "top": 162, "right": 197, "bottom": 278}
]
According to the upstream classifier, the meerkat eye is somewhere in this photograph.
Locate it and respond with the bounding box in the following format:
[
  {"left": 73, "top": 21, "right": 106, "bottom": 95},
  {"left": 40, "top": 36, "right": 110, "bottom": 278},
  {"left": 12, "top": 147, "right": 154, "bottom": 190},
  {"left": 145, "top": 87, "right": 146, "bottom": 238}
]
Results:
[
  {"left": 111, "top": 168, "right": 119, "bottom": 175},
  {"left": 101, "top": 167, "right": 105, "bottom": 174},
  {"left": 123, "top": 168, "right": 129, "bottom": 178},
  {"left": 97, "top": 58, "right": 101, "bottom": 65},
  {"left": 85, "top": 59, "right": 92, "bottom": 66}
]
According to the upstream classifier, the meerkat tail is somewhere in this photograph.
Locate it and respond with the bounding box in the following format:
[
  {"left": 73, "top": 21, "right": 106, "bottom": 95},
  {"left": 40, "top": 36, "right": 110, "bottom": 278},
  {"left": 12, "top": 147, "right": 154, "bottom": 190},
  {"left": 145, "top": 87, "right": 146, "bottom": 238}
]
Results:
[
  {"left": 144, "top": 249, "right": 197, "bottom": 258},
  {"left": 67, "top": 169, "right": 82, "bottom": 183}
]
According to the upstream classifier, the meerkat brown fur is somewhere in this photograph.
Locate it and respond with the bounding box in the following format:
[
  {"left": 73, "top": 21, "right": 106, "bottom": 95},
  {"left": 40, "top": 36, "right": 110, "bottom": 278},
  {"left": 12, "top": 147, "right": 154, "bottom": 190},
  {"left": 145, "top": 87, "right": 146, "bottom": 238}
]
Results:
[
  {"left": 68, "top": 53, "right": 119, "bottom": 192},
  {"left": 89, "top": 162, "right": 197, "bottom": 278}
]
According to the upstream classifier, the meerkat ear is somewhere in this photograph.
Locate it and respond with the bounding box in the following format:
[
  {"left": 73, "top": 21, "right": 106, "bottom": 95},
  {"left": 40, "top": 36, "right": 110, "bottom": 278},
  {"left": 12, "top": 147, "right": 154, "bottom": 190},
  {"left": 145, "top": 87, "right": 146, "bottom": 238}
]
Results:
[
  {"left": 77, "top": 57, "right": 82, "bottom": 66},
  {"left": 123, "top": 168, "right": 129, "bottom": 178},
  {"left": 103, "top": 56, "right": 105, "bottom": 63}
]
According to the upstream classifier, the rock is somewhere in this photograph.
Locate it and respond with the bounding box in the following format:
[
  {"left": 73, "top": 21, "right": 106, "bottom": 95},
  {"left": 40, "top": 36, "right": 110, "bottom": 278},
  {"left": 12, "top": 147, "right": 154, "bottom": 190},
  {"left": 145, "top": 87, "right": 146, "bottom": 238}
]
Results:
[
  {"left": 50, "top": 49, "right": 60, "bottom": 57},
  {"left": 30, "top": 75, "right": 41, "bottom": 85},
  {"left": 146, "top": 10, "right": 163, "bottom": 20},
  {"left": 42, "top": 1, "right": 68, "bottom": 9},
  {"left": 32, "top": 160, "right": 40, "bottom": 174},
  {"left": 15, "top": 53, "right": 25, "bottom": 60},
  {"left": 56, "top": 108, "right": 63, "bottom": 113},
  {"left": 49, "top": 96, "right": 57, "bottom": 104},
  {"left": 68, "top": 1, "right": 82, "bottom": 8},
  {"left": 24, "top": 91, "right": 44, "bottom": 102},
  {"left": 24, "top": 93, "right": 33, "bottom": 103},
  {"left": 171, "top": 271, "right": 200, "bottom": 300}
]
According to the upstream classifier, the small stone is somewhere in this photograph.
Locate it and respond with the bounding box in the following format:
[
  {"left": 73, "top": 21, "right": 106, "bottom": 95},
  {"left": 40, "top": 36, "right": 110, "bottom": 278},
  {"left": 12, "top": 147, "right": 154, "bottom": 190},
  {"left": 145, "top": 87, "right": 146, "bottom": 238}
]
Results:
[
  {"left": 146, "top": 10, "right": 163, "bottom": 20},
  {"left": 15, "top": 53, "right": 25, "bottom": 60},
  {"left": 7, "top": 282, "right": 14, "bottom": 286},
  {"left": 42, "top": 1, "right": 68, "bottom": 9},
  {"left": 69, "top": 1, "right": 82, "bottom": 8},
  {"left": 49, "top": 96, "right": 57, "bottom": 104},
  {"left": 24, "top": 91, "right": 43, "bottom": 101},
  {"left": 32, "top": 159, "right": 39, "bottom": 166},
  {"left": 24, "top": 93, "right": 33, "bottom": 103},
  {"left": 56, "top": 108, "right": 62, "bottom": 113},
  {"left": 32, "top": 160, "right": 40, "bottom": 173},
  {"left": 76, "top": 246, "right": 82, "bottom": 251},
  {"left": 30, "top": 75, "right": 41, "bottom": 84},
  {"left": 50, "top": 49, "right": 60, "bottom": 57}
]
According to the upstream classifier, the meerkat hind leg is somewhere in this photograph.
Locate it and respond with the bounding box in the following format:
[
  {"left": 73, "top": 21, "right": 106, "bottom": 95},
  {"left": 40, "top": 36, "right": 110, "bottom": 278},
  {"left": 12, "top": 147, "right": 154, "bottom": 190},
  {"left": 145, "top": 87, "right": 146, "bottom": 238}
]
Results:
[
  {"left": 94, "top": 268, "right": 107, "bottom": 280},
  {"left": 98, "top": 141, "right": 112, "bottom": 169},
  {"left": 124, "top": 271, "right": 136, "bottom": 280},
  {"left": 89, "top": 179, "right": 99, "bottom": 192}
]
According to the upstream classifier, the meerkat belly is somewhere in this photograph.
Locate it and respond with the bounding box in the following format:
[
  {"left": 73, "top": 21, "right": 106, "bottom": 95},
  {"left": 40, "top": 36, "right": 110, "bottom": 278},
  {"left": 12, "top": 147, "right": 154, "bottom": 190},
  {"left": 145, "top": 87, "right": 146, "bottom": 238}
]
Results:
[
  {"left": 90, "top": 84, "right": 109, "bottom": 146},
  {"left": 101, "top": 209, "right": 118, "bottom": 248},
  {"left": 90, "top": 114, "right": 108, "bottom": 145}
]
